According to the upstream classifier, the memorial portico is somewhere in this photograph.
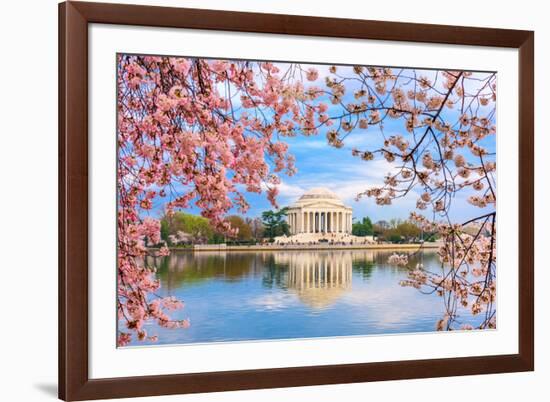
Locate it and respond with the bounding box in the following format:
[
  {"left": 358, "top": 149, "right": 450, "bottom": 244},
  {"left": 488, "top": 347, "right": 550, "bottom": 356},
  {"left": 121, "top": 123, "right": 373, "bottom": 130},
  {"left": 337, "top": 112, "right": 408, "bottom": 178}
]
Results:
[{"left": 286, "top": 188, "right": 353, "bottom": 235}]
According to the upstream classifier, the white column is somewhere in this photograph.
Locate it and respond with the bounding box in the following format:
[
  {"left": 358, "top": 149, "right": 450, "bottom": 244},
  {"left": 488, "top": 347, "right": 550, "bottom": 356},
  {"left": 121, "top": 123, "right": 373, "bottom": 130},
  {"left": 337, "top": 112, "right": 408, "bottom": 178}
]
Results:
[
  {"left": 314, "top": 212, "right": 318, "bottom": 233},
  {"left": 318, "top": 212, "right": 322, "bottom": 233},
  {"left": 344, "top": 213, "right": 347, "bottom": 233}
]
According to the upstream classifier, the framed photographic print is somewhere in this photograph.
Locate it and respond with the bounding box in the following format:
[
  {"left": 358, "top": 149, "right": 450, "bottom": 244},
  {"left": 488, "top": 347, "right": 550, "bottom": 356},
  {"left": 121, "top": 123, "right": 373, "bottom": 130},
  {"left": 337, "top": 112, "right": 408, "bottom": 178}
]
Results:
[{"left": 59, "top": 1, "right": 534, "bottom": 400}]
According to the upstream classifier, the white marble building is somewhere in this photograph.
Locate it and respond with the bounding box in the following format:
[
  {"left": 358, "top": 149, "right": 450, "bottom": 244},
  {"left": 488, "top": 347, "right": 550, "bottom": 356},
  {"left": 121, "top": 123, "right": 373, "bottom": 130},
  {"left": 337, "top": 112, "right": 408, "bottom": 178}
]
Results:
[
  {"left": 286, "top": 187, "right": 353, "bottom": 235},
  {"left": 275, "top": 187, "right": 374, "bottom": 244}
]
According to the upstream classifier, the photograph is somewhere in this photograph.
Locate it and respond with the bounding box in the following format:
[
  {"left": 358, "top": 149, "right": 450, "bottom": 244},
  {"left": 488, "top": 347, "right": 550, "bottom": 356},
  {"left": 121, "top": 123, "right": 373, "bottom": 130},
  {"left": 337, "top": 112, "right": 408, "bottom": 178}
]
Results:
[{"left": 116, "top": 55, "right": 497, "bottom": 347}]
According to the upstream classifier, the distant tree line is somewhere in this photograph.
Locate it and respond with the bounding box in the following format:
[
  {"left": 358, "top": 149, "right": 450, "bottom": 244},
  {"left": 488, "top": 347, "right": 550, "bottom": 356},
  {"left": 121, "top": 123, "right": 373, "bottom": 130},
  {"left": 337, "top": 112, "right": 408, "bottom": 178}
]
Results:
[
  {"left": 159, "top": 211, "right": 435, "bottom": 246},
  {"left": 372, "top": 218, "right": 437, "bottom": 243},
  {"left": 159, "top": 208, "right": 290, "bottom": 246},
  {"left": 352, "top": 216, "right": 437, "bottom": 243}
]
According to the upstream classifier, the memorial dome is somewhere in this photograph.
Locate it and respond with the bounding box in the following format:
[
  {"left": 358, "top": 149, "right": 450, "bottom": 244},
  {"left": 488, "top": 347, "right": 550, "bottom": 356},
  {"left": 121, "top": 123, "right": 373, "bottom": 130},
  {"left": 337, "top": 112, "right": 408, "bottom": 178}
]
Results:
[{"left": 293, "top": 187, "right": 344, "bottom": 206}]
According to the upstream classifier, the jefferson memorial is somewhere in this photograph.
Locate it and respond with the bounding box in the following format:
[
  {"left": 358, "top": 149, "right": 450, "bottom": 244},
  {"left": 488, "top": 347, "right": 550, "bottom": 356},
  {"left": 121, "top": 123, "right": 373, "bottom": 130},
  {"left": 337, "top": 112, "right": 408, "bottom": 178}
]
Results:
[{"left": 275, "top": 187, "right": 373, "bottom": 244}]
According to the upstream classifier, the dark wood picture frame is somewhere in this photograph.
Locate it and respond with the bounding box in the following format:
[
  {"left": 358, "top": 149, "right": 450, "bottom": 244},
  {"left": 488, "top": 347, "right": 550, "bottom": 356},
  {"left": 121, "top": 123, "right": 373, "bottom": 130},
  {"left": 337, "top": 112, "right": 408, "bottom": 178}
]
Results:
[{"left": 59, "top": 1, "right": 534, "bottom": 400}]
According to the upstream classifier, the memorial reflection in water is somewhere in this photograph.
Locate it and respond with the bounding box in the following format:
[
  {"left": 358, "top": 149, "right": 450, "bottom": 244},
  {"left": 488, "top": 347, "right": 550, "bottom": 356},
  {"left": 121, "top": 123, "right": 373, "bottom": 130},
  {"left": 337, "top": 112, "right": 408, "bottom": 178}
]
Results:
[{"left": 277, "top": 252, "right": 353, "bottom": 309}]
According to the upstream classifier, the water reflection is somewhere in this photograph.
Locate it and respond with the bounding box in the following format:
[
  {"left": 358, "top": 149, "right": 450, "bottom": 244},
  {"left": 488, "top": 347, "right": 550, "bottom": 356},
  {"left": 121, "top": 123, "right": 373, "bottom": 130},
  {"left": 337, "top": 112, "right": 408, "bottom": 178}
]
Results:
[
  {"left": 132, "top": 249, "right": 463, "bottom": 346},
  {"left": 150, "top": 250, "right": 431, "bottom": 295},
  {"left": 281, "top": 252, "right": 352, "bottom": 309},
  {"left": 149, "top": 252, "right": 261, "bottom": 289}
]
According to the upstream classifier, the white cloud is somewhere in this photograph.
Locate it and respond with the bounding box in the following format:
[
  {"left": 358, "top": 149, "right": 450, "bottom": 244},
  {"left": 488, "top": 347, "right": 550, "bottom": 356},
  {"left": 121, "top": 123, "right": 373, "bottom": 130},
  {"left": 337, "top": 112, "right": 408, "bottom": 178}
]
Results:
[
  {"left": 339, "top": 132, "right": 381, "bottom": 149},
  {"left": 288, "top": 138, "right": 328, "bottom": 150},
  {"left": 276, "top": 181, "right": 307, "bottom": 201}
]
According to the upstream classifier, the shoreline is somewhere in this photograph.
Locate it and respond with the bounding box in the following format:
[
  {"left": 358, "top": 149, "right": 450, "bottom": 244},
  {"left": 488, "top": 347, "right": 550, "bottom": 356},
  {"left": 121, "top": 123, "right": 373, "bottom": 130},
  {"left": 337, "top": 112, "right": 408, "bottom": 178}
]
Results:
[{"left": 164, "top": 242, "right": 442, "bottom": 252}]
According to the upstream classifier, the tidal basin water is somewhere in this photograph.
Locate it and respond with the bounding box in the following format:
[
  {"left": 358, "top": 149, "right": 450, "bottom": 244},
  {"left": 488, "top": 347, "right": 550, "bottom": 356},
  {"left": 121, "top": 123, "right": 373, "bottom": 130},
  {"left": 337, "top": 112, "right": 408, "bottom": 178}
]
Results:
[{"left": 124, "top": 249, "right": 481, "bottom": 346}]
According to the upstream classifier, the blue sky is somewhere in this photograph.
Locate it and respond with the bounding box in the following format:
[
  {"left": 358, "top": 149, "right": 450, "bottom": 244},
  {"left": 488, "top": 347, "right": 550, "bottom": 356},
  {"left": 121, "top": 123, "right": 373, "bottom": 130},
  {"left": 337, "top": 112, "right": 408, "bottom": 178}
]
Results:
[{"left": 141, "top": 61, "right": 496, "bottom": 225}]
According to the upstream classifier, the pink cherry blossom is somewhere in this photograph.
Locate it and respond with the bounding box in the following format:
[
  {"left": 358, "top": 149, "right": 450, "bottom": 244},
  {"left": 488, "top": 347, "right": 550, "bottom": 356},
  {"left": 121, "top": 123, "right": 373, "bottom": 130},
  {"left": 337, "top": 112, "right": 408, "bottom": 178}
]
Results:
[{"left": 306, "top": 68, "right": 319, "bottom": 81}]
